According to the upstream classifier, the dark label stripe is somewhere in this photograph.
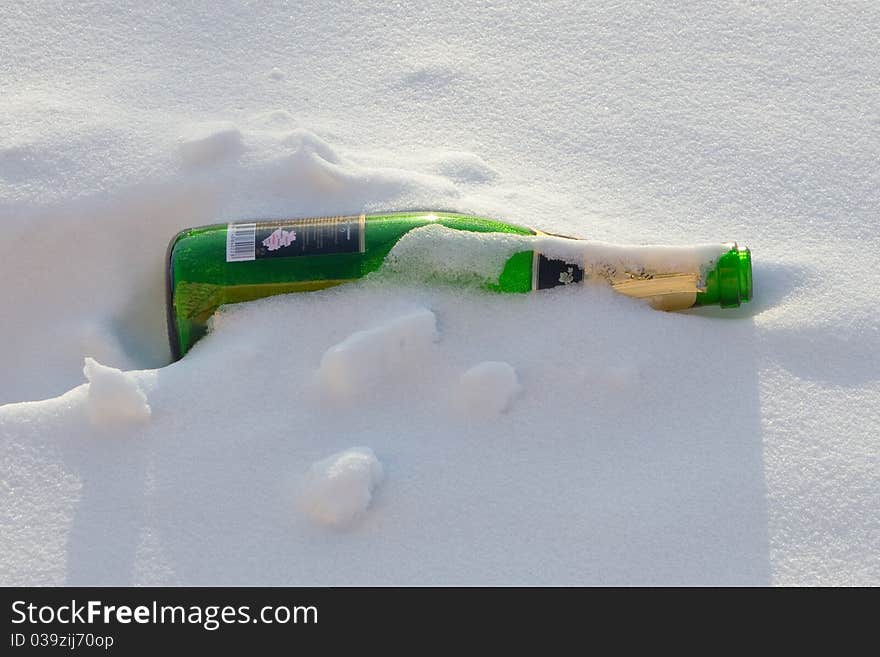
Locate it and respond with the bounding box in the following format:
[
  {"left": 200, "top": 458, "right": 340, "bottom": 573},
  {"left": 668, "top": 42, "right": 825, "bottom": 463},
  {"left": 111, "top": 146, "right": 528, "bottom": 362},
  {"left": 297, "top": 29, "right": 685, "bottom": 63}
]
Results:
[{"left": 536, "top": 254, "right": 584, "bottom": 290}]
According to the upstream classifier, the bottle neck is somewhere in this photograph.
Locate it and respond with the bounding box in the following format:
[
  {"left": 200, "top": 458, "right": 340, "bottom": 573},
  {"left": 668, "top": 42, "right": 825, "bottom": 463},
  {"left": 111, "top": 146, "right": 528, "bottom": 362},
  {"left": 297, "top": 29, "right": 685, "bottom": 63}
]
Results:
[{"left": 531, "top": 237, "right": 751, "bottom": 309}]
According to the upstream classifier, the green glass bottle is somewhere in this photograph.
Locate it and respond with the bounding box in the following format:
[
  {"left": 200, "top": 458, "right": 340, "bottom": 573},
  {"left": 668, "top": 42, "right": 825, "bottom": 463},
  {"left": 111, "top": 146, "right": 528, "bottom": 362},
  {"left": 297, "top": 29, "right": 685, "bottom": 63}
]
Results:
[{"left": 166, "top": 211, "right": 751, "bottom": 359}]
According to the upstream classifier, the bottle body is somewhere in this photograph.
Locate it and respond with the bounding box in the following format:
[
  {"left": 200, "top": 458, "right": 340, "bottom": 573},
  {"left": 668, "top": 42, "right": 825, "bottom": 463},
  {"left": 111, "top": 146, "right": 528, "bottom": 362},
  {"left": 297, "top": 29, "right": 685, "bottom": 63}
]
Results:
[{"left": 166, "top": 212, "right": 751, "bottom": 359}]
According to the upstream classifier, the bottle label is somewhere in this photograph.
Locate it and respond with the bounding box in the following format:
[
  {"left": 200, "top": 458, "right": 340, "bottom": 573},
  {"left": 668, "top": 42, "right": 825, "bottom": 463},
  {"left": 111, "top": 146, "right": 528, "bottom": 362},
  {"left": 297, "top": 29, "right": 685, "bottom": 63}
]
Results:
[
  {"left": 534, "top": 253, "right": 584, "bottom": 289},
  {"left": 226, "top": 215, "right": 365, "bottom": 262}
]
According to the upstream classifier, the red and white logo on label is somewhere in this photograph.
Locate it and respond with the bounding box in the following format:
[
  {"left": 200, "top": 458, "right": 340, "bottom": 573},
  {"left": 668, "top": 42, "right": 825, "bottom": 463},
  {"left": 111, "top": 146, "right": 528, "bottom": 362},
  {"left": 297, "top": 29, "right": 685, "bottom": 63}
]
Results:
[{"left": 262, "top": 228, "right": 297, "bottom": 251}]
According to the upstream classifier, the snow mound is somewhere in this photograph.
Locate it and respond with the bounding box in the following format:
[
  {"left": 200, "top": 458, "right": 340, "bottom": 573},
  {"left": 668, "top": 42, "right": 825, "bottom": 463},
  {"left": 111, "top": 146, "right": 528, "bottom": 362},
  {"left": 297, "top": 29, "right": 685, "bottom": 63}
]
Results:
[
  {"left": 380, "top": 224, "right": 526, "bottom": 286},
  {"left": 82, "top": 357, "right": 151, "bottom": 426},
  {"left": 316, "top": 308, "right": 438, "bottom": 400},
  {"left": 281, "top": 128, "right": 343, "bottom": 165},
  {"left": 178, "top": 121, "right": 244, "bottom": 166},
  {"left": 298, "top": 447, "right": 384, "bottom": 528},
  {"left": 431, "top": 151, "right": 499, "bottom": 184},
  {"left": 245, "top": 109, "right": 299, "bottom": 132},
  {"left": 454, "top": 361, "right": 521, "bottom": 419},
  {"left": 269, "top": 129, "right": 459, "bottom": 205}
]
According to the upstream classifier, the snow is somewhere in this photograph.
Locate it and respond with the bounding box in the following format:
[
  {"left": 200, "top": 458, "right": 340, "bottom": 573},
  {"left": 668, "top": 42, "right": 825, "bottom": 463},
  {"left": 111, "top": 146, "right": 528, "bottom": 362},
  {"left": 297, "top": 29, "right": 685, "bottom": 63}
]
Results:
[
  {"left": 316, "top": 308, "right": 438, "bottom": 401},
  {"left": 82, "top": 357, "right": 151, "bottom": 426},
  {"left": 381, "top": 223, "right": 527, "bottom": 286},
  {"left": 178, "top": 122, "right": 244, "bottom": 167},
  {"left": 454, "top": 362, "right": 521, "bottom": 419},
  {"left": 298, "top": 447, "right": 384, "bottom": 528},
  {"left": 1, "top": 2, "right": 879, "bottom": 585}
]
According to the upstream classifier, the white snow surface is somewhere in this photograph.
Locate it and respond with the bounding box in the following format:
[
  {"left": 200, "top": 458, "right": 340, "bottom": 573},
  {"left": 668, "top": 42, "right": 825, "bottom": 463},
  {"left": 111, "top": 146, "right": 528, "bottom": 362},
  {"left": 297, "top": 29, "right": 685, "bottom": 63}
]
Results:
[{"left": 1, "top": 2, "right": 878, "bottom": 585}]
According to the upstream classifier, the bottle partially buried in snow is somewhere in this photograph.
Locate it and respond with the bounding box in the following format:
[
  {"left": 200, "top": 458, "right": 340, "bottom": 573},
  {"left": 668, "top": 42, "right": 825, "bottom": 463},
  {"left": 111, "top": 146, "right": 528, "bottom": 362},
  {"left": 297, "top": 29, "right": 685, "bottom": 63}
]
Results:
[{"left": 166, "top": 212, "right": 752, "bottom": 359}]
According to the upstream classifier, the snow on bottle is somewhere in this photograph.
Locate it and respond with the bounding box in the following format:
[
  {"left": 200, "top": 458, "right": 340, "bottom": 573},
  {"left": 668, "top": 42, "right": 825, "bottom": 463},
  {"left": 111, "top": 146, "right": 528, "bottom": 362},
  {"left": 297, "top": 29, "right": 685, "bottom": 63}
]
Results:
[{"left": 166, "top": 212, "right": 752, "bottom": 359}]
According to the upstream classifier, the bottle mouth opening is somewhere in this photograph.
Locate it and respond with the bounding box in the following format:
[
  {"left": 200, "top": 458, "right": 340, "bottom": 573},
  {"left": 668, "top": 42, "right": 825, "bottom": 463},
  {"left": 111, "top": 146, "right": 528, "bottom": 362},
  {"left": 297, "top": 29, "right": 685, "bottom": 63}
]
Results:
[
  {"left": 717, "top": 244, "right": 752, "bottom": 308},
  {"left": 738, "top": 246, "right": 752, "bottom": 302}
]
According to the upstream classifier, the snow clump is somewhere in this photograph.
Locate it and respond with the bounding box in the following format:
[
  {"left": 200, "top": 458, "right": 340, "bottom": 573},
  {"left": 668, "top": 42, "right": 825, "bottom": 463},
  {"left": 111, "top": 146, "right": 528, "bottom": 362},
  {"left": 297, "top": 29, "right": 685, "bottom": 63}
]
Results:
[{"left": 298, "top": 447, "right": 384, "bottom": 528}]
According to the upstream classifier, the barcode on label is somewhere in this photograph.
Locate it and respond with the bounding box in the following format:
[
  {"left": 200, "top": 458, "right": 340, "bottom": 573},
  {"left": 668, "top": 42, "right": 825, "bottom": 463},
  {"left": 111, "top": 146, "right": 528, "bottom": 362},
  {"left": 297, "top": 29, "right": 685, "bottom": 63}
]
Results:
[{"left": 226, "top": 222, "right": 256, "bottom": 262}]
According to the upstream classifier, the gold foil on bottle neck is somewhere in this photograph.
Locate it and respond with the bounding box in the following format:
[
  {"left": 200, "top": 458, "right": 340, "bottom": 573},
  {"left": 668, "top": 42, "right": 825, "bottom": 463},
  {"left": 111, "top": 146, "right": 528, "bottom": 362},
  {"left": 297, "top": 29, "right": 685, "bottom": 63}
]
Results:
[{"left": 610, "top": 272, "right": 701, "bottom": 310}]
